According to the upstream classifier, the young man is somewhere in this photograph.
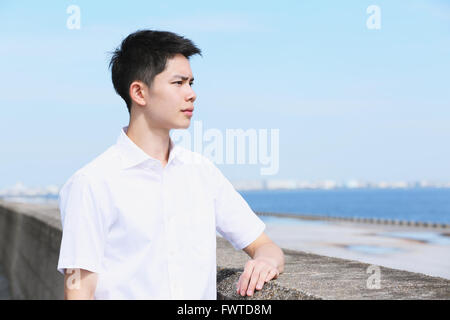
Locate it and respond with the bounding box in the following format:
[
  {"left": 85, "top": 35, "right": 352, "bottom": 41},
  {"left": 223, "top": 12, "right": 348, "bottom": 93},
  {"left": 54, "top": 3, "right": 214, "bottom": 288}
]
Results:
[{"left": 57, "top": 30, "right": 284, "bottom": 300}]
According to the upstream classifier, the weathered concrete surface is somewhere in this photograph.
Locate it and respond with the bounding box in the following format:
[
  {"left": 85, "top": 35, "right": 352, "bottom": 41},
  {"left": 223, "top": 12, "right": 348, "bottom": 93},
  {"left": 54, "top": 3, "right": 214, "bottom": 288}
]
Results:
[
  {"left": 216, "top": 236, "right": 450, "bottom": 300},
  {"left": 1, "top": 200, "right": 449, "bottom": 300},
  {"left": 0, "top": 200, "right": 64, "bottom": 299},
  {"left": 0, "top": 264, "right": 10, "bottom": 300}
]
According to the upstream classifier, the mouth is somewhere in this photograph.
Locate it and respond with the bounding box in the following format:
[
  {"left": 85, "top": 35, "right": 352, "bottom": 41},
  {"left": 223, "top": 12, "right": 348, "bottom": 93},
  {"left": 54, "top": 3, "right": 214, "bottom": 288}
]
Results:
[{"left": 181, "top": 108, "right": 194, "bottom": 117}]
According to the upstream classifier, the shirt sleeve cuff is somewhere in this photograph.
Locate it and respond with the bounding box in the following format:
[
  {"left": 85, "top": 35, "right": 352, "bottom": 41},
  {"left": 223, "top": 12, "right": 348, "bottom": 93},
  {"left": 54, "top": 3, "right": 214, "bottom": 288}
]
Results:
[
  {"left": 233, "top": 220, "right": 266, "bottom": 250},
  {"left": 57, "top": 259, "right": 102, "bottom": 275}
]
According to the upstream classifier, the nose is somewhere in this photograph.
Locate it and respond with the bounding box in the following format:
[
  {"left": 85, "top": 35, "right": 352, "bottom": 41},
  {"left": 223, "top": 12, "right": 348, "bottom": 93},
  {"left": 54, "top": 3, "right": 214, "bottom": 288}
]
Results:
[{"left": 185, "top": 85, "right": 196, "bottom": 103}]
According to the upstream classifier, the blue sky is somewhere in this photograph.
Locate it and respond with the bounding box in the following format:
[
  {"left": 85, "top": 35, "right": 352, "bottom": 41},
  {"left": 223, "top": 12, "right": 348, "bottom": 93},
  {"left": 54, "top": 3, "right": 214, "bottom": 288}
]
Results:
[{"left": 1, "top": 0, "right": 449, "bottom": 189}]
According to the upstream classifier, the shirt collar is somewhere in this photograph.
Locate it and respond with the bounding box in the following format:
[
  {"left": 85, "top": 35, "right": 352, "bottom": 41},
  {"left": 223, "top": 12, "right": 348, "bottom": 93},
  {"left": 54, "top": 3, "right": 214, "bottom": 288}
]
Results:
[{"left": 115, "top": 126, "right": 184, "bottom": 169}]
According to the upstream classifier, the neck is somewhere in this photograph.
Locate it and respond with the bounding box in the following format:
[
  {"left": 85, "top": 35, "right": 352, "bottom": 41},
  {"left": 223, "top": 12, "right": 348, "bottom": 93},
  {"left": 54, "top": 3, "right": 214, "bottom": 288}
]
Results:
[{"left": 125, "top": 115, "right": 171, "bottom": 166}]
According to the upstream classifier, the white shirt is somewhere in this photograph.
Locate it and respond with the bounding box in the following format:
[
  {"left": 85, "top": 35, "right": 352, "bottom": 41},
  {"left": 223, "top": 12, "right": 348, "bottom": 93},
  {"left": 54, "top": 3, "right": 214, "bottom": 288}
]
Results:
[{"left": 57, "top": 126, "right": 265, "bottom": 300}]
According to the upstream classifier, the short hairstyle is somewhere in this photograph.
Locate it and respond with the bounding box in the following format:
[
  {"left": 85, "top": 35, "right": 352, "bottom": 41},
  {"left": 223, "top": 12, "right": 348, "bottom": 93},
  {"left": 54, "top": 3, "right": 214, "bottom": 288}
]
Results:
[{"left": 109, "top": 30, "right": 202, "bottom": 114}]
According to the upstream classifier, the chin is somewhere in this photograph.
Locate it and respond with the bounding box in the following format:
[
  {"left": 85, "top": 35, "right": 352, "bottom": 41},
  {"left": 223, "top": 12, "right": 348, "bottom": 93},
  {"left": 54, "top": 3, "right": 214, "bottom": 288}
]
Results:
[{"left": 173, "top": 121, "right": 191, "bottom": 130}]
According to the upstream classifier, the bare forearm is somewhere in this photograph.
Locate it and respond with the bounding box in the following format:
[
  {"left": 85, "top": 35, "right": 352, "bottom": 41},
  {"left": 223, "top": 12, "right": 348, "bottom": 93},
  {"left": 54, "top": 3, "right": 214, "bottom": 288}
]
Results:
[
  {"left": 253, "top": 242, "right": 285, "bottom": 274},
  {"left": 64, "top": 268, "right": 98, "bottom": 300},
  {"left": 65, "top": 289, "right": 95, "bottom": 300}
]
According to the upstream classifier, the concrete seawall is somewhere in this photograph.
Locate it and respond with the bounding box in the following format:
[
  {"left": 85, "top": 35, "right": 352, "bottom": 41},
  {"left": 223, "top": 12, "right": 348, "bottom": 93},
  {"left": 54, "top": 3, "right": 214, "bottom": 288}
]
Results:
[
  {"left": 0, "top": 201, "right": 63, "bottom": 299},
  {"left": 0, "top": 200, "right": 449, "bottom": 299},
  {"left": 255, "top": 211, "right": 450, "bottom": 229}
]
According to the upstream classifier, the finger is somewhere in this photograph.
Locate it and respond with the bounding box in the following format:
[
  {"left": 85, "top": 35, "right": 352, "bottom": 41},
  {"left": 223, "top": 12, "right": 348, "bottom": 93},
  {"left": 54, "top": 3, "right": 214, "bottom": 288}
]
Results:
[
  {"left": 239, "top": 261, "right": 255, "bottom": 296},
  {"left": 246, "top": 265, "right": 264, "bottom": 296},
  {"left": 265, "top": 268, "right": 279, "bottom": 282},
  {"left": 255, "top": 268, "right": 270, "bottom": 291}
]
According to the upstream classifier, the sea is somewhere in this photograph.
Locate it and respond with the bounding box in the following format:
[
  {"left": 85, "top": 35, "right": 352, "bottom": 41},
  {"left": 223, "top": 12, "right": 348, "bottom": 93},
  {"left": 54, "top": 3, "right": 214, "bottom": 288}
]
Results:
[
  {"left": 240, "top": 188, "right": 450, "bottom": 225},
  {"left": 2, "top": 188, "right": 450, "bottom": 225}
]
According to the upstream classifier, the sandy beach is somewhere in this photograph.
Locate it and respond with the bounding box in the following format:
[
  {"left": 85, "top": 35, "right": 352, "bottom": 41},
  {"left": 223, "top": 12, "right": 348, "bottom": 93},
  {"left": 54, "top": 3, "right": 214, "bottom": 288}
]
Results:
[{"left": 257, "top": 215, "right": 450, "bottom": 280}]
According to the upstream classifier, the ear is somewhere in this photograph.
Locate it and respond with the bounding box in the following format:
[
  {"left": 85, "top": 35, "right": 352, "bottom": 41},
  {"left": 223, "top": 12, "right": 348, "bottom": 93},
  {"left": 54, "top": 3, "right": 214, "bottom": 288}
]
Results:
[{"left": 129, "top": 81, "right": 147, "bottom": 107}]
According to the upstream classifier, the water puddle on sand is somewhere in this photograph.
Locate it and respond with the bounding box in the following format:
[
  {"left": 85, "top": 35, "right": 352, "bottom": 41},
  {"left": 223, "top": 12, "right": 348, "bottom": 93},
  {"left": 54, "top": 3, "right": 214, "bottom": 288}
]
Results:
[
  {"left": 259, "top": 215, "right": 328, "bottom": 226},
  {"left": 378, "top": 232, "right": 450, "bottom": 245},
  {"left": 346, "top": 245, "right": 404, "bottom": 255}
]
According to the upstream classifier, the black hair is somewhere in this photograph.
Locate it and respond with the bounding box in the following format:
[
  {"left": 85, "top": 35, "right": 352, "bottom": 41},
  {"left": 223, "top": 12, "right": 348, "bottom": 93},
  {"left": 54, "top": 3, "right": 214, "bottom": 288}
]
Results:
[{"left": 109, "top": 30, "right": 202, "bottom": 114}]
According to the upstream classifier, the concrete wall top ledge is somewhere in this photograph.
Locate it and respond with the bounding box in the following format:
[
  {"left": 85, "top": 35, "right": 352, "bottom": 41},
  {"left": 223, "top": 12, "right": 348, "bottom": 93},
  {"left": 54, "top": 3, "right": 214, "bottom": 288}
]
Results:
[
  {"left": 1, "top": 200, "right": 449, "bottom": 300},
  {"left": 216, "top": 237, "right": 450, "bottom": 300}
]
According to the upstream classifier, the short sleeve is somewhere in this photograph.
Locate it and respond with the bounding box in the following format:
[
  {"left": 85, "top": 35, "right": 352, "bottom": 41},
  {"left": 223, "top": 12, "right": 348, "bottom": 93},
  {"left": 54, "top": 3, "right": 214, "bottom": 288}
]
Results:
[
  {"left": 211, "top": 165, "right": 266, "bottom": 250},
  {"left": 57, "top": 173, "right": 107, "bottom": 275}
]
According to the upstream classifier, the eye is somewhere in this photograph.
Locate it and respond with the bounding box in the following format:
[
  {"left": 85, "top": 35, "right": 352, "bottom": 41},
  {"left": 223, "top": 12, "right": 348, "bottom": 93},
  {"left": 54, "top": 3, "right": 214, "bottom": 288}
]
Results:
[
  {"left": 174, "top": 81, "right": 183, "bottom": 85},
  {"left": 189, "top": 82, "right": 194, "bottom": 87}
]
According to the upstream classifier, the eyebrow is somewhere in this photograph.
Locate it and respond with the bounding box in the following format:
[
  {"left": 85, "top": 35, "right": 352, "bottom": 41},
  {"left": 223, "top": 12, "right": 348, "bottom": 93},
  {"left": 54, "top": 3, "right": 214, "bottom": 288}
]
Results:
[{"left": 171, "top": 74, "right": 194, "bottom": 82}]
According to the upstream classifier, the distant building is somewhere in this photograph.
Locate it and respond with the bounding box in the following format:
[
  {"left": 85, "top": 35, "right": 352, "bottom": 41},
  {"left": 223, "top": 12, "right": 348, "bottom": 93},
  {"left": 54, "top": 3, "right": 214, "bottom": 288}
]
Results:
[{"left": 265, "top": 179, "right": 297, "bottom": 190}]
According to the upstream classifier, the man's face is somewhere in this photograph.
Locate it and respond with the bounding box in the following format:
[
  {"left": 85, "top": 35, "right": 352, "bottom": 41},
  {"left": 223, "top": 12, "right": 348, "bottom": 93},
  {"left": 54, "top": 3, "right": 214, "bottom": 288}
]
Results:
[{"left": 143, "top": 53, "right": 196, "bottom": 130}]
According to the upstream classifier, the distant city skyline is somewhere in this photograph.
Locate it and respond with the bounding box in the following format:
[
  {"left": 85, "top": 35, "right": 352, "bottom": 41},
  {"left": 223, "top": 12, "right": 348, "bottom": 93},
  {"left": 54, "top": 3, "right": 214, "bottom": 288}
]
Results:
[
  {"left": 231, "top": 179, "right": 450, "bottom": 191},
  {"left": 1, "top": 1, "right": 449, "bottom": 189},
  {"left": 1, "top": 179, "right": 449, "bottom": 201}
]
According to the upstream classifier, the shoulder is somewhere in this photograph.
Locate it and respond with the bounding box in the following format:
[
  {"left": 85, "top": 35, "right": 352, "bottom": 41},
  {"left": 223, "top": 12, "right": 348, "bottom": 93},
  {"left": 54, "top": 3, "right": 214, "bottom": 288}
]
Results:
[
  {"left": 60, "top": 146, "right": 120, "bottom": 194},
  {"left": 79, "top": 146, "right": 120, "bottom": 177}
]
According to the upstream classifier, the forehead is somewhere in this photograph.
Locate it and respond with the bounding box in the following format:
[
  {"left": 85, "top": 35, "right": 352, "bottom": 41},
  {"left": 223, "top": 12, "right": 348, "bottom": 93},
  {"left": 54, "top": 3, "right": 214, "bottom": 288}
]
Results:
[{"left": 162, "top": 54, "right": 193, "bottom": 79}]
